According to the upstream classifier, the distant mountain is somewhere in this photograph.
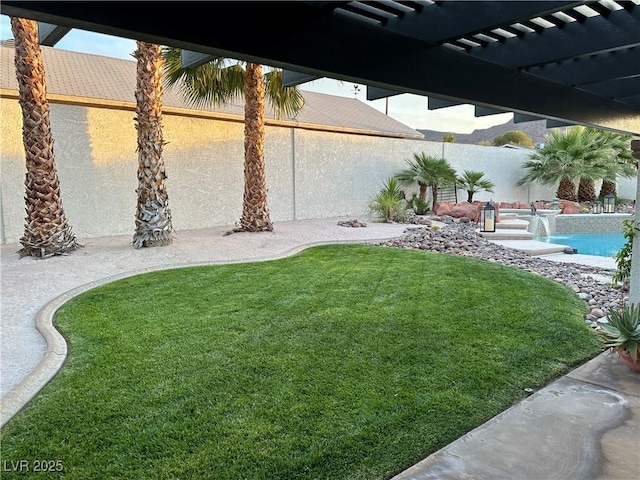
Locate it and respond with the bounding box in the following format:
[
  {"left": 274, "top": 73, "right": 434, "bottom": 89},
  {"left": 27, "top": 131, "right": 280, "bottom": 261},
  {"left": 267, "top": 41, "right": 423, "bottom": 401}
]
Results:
[{"left": 418, "top": 118, "right": 553, "bottom": 146}]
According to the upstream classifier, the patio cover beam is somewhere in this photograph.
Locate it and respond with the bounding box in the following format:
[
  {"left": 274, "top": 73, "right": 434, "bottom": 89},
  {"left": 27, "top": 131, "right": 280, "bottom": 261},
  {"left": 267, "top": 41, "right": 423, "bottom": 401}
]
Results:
[
  {"left": 366, "top": 86, "right": 403, "bottom": 101},
  {"left": 37, "top": 22, "right": 70, "bottom": 46},
  {"left": 467, "top": 8, "right": 640, "bottom": 68},
  {"left": 474, "top": 106, "right": 508, "bottom": 117},
  {"left": 578, "top": 77, "right": 640, "bottom": 101},
  {"left": 370, "top": 1, "right": 583, "bottom": 44},
  {"left": 514, "top": 113, "right": 545, "bottom": 123},
  {"left": 282, "top": 71, "right": 321, "bottom": 87},
  {"left": 428, "top": 98, "right": 464, "bottom": 110},
  {"left": 1, "top": 1, "right": 638, "bottom": 134},
  {"left": 526, "top": 47, "right": 640, "bottom": 86},
  {"left": 180, "top": 51, "right": 216, "bottom": 69}
]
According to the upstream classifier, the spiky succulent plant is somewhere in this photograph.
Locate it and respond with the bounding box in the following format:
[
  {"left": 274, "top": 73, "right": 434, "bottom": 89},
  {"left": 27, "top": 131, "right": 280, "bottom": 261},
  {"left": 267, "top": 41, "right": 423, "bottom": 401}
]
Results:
[{"left": 599, "top": 303, "right": 640, "bottom": 362}]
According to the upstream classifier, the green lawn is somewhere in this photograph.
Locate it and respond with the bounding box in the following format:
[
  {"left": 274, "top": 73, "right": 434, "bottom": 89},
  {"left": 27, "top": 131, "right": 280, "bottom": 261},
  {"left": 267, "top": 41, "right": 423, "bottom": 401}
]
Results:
[{"left": 1, "top": 244, "right": 600, "bottom": 479}]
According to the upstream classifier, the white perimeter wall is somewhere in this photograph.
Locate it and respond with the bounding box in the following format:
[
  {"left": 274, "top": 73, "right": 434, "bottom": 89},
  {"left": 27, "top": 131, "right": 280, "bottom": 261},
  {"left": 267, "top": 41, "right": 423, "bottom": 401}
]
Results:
[{"left": 3, "top": 97, "right": 603, "bottom": 245}]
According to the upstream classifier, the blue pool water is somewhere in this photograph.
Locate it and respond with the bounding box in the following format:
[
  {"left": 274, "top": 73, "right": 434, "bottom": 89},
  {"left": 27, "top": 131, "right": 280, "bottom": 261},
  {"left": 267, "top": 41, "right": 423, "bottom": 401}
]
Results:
[{"left": 534, "top": 233, "right": 625, "bottom": 257}]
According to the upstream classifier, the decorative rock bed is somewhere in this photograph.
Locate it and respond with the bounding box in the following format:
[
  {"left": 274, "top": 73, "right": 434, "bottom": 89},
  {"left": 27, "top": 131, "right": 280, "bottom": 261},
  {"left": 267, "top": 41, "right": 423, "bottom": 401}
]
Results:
[
  {"left": 337, "top": 219, "right": 367, "bottom": 228},
  {"left": 374, "top": 217, "right": 626, "bottom": 329}
]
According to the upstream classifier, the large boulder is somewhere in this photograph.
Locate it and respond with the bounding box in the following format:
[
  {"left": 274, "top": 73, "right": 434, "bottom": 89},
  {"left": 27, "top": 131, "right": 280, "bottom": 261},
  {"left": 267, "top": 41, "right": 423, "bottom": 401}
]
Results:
[
  {"left": 560, "top": 200, "right": 581, "bottom": 214},
  {"left": 450, "top": 202, "right": 482, "bottom": 222},
  {"left": 434, "top": 202, "right": 453, "bottom": 216}
]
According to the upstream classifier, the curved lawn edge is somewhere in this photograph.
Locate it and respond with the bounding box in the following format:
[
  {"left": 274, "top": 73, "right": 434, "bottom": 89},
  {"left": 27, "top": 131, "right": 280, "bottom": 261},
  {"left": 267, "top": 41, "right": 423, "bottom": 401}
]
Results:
[
  {"left": 0, "top": 244, "right": 603, "bottom": 478},
  {"left": 0, "top": 237, "right": 397, "bottom": 428}
]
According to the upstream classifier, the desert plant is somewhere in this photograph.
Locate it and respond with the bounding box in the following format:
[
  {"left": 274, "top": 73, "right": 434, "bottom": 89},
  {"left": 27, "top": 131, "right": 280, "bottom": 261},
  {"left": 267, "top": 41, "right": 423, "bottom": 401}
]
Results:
[
  {"left": 612, "top": 219, "right": 640, "bottom": 285},
  {"left": 598, "top": 303, "right": 640, "bottom": 363},
  {"left": 595, "top": 129, "right": 637, "bottom": 198},
  {"left": 369, "top": 177, "right": 407, "bottom": 223},
  {"left": 406, "top": 194, "right": 430, "bottom": 215},
  {"left": 456, "top": 170, "right": 495, "bottom": 203},
  {"left": 516, "top": 127, "right": 614, "bottom": 201},
  {"left": 395, "top": 153, "right": 457, "bottom": 211}
]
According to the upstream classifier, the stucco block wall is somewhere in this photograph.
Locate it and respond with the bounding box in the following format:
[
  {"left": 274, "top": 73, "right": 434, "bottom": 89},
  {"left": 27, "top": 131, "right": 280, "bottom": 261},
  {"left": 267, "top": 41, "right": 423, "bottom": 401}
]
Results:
[
  {"left": 441, "top": 142, "right": 555, "bottom": 203},
  {"left": 4, "top": 98, "right": 629, "bottom": 245},
  {"left": 292, "top": 130, "right": 431, "bottom": 220},
  {"left": 162, "top": 115, "right": 246, "bottom": 230}
]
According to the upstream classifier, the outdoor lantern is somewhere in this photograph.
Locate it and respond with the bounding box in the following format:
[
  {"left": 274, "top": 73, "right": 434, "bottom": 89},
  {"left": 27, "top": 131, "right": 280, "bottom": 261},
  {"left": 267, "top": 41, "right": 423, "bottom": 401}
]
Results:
[
  {"left": 593, "top": 201, "right": 604, "bottom": 214},
  {"left": 480, "top": 202, "right": 496, "bottom": 232},
  {"left": 604, "top": 194, "right": 616, "bottom": 213}
]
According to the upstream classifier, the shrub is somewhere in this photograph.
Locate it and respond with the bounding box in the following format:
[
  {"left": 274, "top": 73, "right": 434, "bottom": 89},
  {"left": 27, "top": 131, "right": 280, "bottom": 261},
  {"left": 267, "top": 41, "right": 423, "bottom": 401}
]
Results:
[
  {"left": 612, "top": 219, "right": 640, "bottom": 285},
  {"left": 369, "top": 177, "right": 407, "bottom": 223},
  {"left": 407, "top": 194, "right": 430, "bottom": 215}
]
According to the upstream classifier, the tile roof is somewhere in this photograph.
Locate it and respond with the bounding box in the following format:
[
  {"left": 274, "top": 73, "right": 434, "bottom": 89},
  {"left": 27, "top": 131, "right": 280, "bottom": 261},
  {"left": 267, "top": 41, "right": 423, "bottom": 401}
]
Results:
[{"left": 0, "top": 45, "right": 423, "bottom": 139}]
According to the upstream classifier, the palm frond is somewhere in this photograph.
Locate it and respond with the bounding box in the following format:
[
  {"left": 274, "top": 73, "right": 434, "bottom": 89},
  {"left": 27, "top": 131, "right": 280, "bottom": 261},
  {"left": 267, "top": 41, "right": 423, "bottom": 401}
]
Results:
[
  {"left": 162, "top": 48, "right": 244, "bottom": 108},
  {"left": 264, "top": 70, "right": 305, "bottom": 119}
]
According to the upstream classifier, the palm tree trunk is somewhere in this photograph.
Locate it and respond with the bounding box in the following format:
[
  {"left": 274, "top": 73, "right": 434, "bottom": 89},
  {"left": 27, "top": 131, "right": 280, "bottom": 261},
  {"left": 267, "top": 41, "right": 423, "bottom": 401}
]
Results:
[
  {"left": 418, "top": 183, "right": 427, "bottom": 202},
  {"left": 599, "top": 179, "right": 617, "bottom": 198},
  {"left": 132, "top": 42, "right": 173, "bottom": 248},
  {"left": 238, "top": 63, "right": 272, "bottom": 232},
  {"left": 556, "top": 176, "right": 577, "bottom": 201},
  {"left": 431, "top": 184, "right": 439, "bottom": 210},
  {"left": 577, "top": 177, "right": 596, "bottom": 202},
  {"left": 11, "top": 17, "right": 79, "bottom": 258}
]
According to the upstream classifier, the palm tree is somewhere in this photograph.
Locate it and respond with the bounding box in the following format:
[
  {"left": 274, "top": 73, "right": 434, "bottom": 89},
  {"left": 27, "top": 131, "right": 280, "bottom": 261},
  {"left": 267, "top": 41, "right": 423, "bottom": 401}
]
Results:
[
  {"left": 517, "top": 127, "right": 612, "bottom": 201},
  {"left": 593, "top": 129, "right": 637, "bottom": 198},
  {"left": 240, "top": 62, "right": 270, "bottom": 231},
  {"left": 163, "top": 50, "right": 304, "bottom": 232},
  {"left": 395, "top": 153, "right": 457, "bottom": 210},
  {"left": 456, "top": 170, "right": 495, "bottom": 203},
  {"left": 132, "top": 41, "right": 174, "bottom": 248},
  {"left": 10, "top": 17, "right": 79, "bottom": 258}
]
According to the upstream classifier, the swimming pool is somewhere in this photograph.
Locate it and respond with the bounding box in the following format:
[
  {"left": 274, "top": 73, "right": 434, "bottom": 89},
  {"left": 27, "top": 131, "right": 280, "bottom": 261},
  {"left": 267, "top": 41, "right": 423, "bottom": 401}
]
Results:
[{"left": 534, "top": 232, "right": 625, "bottom": 257}]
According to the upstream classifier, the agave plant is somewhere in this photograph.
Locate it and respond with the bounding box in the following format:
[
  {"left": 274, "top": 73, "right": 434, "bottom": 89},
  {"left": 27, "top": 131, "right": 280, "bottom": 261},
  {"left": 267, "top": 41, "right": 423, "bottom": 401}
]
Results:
[{"left": 599, "top": 303, "right": 640, "bottom": 363}]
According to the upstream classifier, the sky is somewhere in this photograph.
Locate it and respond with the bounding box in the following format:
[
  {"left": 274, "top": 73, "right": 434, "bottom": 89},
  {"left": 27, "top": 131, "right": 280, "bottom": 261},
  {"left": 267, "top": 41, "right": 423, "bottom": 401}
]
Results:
[{"left": 0, "top": 15, "right": 513, "bottom": 134}]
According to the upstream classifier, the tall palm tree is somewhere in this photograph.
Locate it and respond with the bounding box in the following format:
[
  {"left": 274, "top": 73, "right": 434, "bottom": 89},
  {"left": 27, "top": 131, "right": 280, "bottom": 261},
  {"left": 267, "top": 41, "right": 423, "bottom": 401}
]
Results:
[
  {"left": 163, "top": 50, "right": 304, "bottom": 232},
  {"left": 10, "top": 17, "right": 79, "bottom": 258},
  {"left": 132, "top": 41, "right": 174, "bottom": 248},
  {"left": 456, "top": 170, "right": 495, "bottom": 203},
  {"left": 240, "top": 62, "right": 270, "bottom": 231},
  {"left": 395, "top": 153, "right": 457, "bottom": 210},
  {"left": 517, "top": 127, "right": 612, "bottom": 201}
]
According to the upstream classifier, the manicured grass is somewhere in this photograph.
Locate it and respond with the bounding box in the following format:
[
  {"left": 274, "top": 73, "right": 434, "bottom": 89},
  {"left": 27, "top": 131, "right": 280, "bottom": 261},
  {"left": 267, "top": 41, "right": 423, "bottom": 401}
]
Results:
[{"left": 1, "top": 245, "right": 600, "bottom": 479}]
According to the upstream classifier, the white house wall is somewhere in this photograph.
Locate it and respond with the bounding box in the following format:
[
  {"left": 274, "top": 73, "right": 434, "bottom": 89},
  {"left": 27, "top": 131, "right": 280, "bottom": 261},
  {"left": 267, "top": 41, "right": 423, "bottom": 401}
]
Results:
[{"left": 1, "top": 98, "right": 579, "bottom": 245}]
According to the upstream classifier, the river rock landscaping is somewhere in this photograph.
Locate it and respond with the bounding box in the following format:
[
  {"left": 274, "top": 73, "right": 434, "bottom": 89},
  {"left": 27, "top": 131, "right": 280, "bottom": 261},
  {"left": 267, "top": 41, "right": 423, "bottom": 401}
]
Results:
[{"left": 375, "top": 216, "right": 627, "bottom": 329}]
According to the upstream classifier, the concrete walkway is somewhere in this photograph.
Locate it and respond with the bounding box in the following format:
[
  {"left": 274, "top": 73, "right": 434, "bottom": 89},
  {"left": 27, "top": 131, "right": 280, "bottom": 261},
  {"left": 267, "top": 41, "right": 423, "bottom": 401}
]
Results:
[
  {"left": 0, "top": 218, "right": 409, "bottom": 425},
  {"left": 1, "top": 218, "right": 638, "bottom": 479}
]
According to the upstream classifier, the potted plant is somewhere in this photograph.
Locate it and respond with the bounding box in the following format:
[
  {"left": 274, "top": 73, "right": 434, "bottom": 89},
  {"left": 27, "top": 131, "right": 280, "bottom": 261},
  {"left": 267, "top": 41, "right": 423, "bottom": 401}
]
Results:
[{"left": 598, "top": 303, "right": 640, "bottom": 372}]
